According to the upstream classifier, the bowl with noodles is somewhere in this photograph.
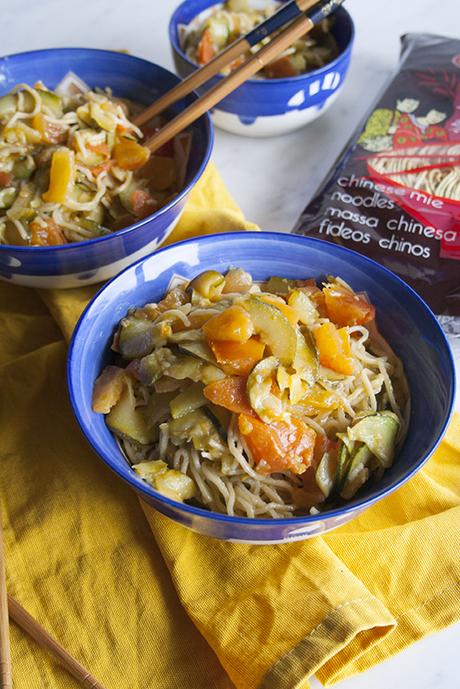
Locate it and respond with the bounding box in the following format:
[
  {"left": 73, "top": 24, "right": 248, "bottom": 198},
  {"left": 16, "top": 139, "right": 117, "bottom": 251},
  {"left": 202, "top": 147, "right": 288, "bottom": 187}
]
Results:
[
  {"left": 0, "top": 48, "right": 213, "bottom": 288},
  {"left": 68, "top": 232, "right": 455, "bottom": 543},
  {"left": 169, "top": 0, "right": 354, "bottom": 137}
]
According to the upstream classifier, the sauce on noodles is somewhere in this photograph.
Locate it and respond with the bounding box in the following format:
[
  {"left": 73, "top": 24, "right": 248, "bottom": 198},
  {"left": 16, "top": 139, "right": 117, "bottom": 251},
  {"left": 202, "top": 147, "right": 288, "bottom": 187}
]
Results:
[
  {"left": 181, "top": 0, "right": 339, "bottom": 79},
  {"left": 93, "top": 268, "right": 408, "bottom": 518},
  {"left": 0, "top": 77, "right": 191, "bottom": 246}
]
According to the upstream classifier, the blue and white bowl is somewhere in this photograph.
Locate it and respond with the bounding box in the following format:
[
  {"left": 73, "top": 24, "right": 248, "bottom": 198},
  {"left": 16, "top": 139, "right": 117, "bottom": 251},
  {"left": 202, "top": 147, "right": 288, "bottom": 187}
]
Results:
[
  {"left": 68, "top": 232, "right": 455, "bottom": 544},
  {"left": 0, "top": 48, "right": 213, "bottom": 288},
  {"left": 169, "top": 0, "right": 354, "bottom": 137}
]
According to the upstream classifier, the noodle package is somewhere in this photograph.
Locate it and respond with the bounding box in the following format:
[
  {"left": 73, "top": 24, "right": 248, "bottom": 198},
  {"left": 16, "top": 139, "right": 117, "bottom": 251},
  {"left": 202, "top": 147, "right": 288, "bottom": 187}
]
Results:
[{"left": 294, "top": 33, "right": 460, "bottom": 329}]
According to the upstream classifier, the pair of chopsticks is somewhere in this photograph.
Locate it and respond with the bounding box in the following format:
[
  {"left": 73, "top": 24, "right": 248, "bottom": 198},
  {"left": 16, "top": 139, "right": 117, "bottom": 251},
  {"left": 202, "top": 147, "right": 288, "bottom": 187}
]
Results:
[
  {"left": 0, "top": 523, "right": 107, "bottom": 689},
  {"left": 135, "top": 0, "right": 346, "bottom": 152}
]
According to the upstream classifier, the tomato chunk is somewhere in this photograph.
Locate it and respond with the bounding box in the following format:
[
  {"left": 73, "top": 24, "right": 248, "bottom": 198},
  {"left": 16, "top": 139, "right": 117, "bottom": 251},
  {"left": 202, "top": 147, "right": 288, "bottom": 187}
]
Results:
[
  {"left": 312, "top": 433, "right": 337, "bottom": 466},
  {"left": 0, "top": 172, "right": 12, "bottom": 187},
  {"left": 264, "top": 56, "right": 299, "bottom": 79},
  {"left": 324, "top": 284, "right": 375, "bottom": 327},
  {"left": 203, "top": 304, "right": 254, "bottom": 343},
  {"left": 31, "top": 113, "right": 65, "bottom": 144},
  {"left": 131, "top": 189, "right": 158, "bottom": 218},
  {"left": 238, "top": 414, "right": 316, "bottom": 475},
  {"left": 87, "top": 141, "right": 110, "bottom": 157},
  {"left": 91, "top": 160, "right": 112, "bottom": 177},
  {"left": 30, "top": 218, "right": 66, "bottom": 246},
  {"left": 114, "top": 138, "right": 150, "bottom": 170},
  {"left": 203, "top": 376, "right": 255, "bottom": 416},
  {"left": 198, "top": 28, "right": 215, "bottom": 65},
  {"left": 209, "top": 337, "right": 265, "bottom": 376},
  {"left": 313, "top": 322, "right": 354, "bottom": 375}
]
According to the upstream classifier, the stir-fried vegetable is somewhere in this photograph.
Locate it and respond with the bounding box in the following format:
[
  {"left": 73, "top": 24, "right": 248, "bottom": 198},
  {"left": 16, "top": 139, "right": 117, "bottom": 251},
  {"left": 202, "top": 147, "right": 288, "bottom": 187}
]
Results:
[
  {"left": 92, "top": 365, "right": 126, "bottom": 413},
  {"left": 183, "top": 1, "right": 339, "bottom": 79},
  {"left": 0, "top": 79, "right": 192, "bottom": 246},
  {"left": 324, "top": 282, "right": 376, "bottom": 327},
  {"left": 313, "top": 322, "right": 354, "bottom": 375},
  {"left": 238, "top": 414, "right": 316, "bottom": 475},
  {"left": 93, "top": 268, "right": 407, "bottom": 516},
  {"left": 209, "top": 337, "right": 265, "bottom": 375},
  {"left": 113, "top": 138, "right": 150, "bottom": 170},
  {"left": 241, "top": 297, "right": 297, "bottom": 365},
  {"left": 42, "top": 148, "right": 75, "bottom": 203},
  {"left": 106, "top": 378, "right": 156, "bottom": 445},
  {"left": 203, "top": 304, "right": 254, "bottom": 342},
  {"left": 203, "top": 375, "right": 255, "bottom": 416},
  {"left": 133, "top": 460, "right": 196, "bottom": 502}
]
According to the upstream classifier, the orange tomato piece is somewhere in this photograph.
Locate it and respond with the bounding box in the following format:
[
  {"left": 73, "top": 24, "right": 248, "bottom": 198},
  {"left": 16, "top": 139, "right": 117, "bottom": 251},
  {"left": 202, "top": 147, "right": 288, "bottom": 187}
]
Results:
[
  {"left": 312, "top": 433, "right": 337, "bottom": 466},
  {"left": 31, "top": 113, "right": 65, "bottom": 144},
  {"left": 313, "top": 322, "right": 354, "bottom": 375},
  {"left": 209, "top": 337, "right": 265, "bottom": 376},
  {"left": 238, "top": 414, "right": 315, "bottom": 475},
  {"left": 0, "top": 171, "right": 12, "bottom": 187},
  {"left": 87, "top": 141, "right": 110, "bottom": 157},
  {"left": 91, "top": 160, "right": 112, "bottom": 177},
  {"left": 324, "top": 284, "right": 375, "bottom": 327},
  {"left": 130, "top": 189, "right": 158, "bottom": 218},
  {"left": 203, "top": 376, "right": 255, "bottom": 416},
  {"left": 113, "top": 138, "right": 150, "bottom": 170},
  {"left": 264, "top": 56, "right": 299, "bottom": 79},
  {"left": 30, "top": 219, "right": 66, "bottom": 246},
  {"left": 203, "top": 304, "right": 254, "bottom": 343},
  {"left": 260, "top": 295, "right": 298, "bottom": 325},
  {"left": 198, "top": 28, "right": 215, "bottom": 65}
]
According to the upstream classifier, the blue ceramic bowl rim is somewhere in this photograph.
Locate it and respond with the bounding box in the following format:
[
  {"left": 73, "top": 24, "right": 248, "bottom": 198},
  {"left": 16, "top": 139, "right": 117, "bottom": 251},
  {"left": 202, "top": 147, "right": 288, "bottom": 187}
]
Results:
[
  {"left": 0, "top": 47, "right": 214, "bottom": 254},
  {"left": 169, "top": 0, "right": 355, "bottom": 85},
  {"left": 67, "top": 231, "right": 456, "bottom": 527}
]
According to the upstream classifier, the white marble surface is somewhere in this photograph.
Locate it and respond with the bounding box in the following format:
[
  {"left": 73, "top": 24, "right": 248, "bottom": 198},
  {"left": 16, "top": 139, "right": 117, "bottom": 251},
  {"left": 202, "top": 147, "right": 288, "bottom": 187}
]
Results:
[{"left": 2, "top": 0, "right": 459, "bottom": 687}]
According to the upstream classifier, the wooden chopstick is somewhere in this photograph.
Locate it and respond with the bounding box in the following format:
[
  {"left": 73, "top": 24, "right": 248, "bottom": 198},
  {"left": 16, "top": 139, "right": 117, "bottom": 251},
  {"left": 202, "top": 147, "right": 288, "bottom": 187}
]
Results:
[
  {"left": 134, "top": 0, "right": 318, "bottom": 126},
  {"left": 8, "top": 595, "right": 108, "bottom": 689},
  {"left": 144, "top": 0, "right": 345, "bottom": 153},
  {"left": 0, "top": 524, "right": 12, "bottom": 689}
]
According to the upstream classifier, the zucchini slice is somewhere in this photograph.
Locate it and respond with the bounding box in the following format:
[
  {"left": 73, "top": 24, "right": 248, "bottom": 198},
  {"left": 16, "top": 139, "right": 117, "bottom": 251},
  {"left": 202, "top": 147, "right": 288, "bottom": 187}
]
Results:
[
  {"left": 347, "top": 412, "right": 400, "bottom": 468},
  {"left": 169, "top": 383, "right": 206, "bottom": 419},
  {"left": 241, "top": 297, "right": 296, "bottom": 365},
  {"left": 178, "top": 340, "right": 216, "bottom": 364},
  {"left": 293, "top": 328, "right": 318, "bottom": 386},
  {"left": 204, "top": 403, "right": 231, "bottom": 440},
  {"left": 106, "top": 381, "right": 155, "bottom": 445},
  {"left": 316, "top": 452, "right": 336, "bottom": 498},
  {"left": 339, "top": 444, "right": 373, "bottom": 499}
]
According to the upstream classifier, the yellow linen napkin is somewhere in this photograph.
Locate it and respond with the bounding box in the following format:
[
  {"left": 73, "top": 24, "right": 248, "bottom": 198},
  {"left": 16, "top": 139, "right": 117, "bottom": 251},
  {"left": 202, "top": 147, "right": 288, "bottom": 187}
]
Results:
[{"left": 1, "top": 162, "right": 459, "bottom": 689}]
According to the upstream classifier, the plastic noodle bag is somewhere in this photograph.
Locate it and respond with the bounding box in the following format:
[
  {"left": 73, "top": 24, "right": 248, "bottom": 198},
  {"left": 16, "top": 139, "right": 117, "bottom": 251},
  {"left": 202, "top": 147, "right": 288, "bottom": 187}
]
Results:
[{"left": 294, "top": 33, "right": 460, "bottom": 334}]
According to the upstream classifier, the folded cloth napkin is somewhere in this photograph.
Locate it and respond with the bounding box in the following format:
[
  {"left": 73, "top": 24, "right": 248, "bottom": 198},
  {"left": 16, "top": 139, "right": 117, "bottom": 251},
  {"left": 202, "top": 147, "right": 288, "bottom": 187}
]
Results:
[{"left": 1, "top": 162, "right": 459, "bottom": 689}]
